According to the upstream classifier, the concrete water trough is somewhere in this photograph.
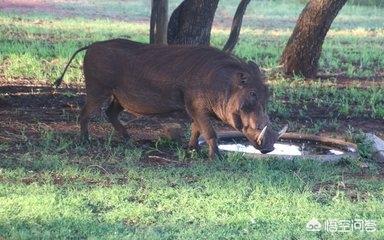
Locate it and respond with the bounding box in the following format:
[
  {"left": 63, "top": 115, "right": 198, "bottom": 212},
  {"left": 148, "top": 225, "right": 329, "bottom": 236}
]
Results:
[{"left": 199, "top": 131, "right": 384, "bottom": 163}]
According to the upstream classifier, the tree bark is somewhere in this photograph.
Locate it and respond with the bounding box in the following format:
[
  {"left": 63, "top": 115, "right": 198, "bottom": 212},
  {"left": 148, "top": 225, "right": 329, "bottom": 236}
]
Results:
[
  {"left": 223, "top": 0, "right": 251, "bottom": 52},
  {"left": 167, "top": 0, "right": 219, "bottom": 45},
  {"left": 150, "top": 0, "right": 168, "bottom": 44},
  {"left": 280, "top": 0, "right": 348, "bottom": 78}
]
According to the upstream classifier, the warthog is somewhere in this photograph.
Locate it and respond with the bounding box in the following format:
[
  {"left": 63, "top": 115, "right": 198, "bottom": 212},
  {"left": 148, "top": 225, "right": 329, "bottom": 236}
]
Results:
[{"left": 55, "top": 39, "right": 287, "bottom": 159}]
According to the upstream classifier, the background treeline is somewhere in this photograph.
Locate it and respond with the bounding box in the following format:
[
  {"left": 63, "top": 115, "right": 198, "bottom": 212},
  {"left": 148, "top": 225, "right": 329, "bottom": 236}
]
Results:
[{"left": 295, "top": 0, "right": 384, "bottom": 7}]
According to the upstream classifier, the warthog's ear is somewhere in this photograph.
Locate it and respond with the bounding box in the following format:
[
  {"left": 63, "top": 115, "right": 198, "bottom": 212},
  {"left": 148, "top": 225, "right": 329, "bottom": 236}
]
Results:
[
  {"left": 247, "top": 61, "right": 261, "bottom": 73},
  {"left": 248, "top": 61, "right": 266, "bottom": 81}
]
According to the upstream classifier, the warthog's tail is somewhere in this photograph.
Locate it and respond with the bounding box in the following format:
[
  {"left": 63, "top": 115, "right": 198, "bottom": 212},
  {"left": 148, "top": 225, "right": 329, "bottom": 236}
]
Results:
[{"left": 54, "top": 46, "right": 89, "bottom": 88}]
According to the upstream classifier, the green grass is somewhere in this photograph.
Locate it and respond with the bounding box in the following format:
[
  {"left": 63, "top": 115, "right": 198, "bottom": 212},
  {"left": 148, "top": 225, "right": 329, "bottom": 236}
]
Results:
[
  {"left": 1, "top": 0, "right": 384, "bottom": 238},
  {"left": 0, "top": 129, "right": 383, "bottom": 239},
  {"left": 269, "top": 77, "right": 384, "bottom": 119}
]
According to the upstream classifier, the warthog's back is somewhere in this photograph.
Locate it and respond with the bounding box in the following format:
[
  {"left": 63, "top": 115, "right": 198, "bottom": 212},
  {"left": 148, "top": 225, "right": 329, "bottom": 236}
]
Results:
[{"left": 83, "top": 41, "right": 243, "bottom": 115}]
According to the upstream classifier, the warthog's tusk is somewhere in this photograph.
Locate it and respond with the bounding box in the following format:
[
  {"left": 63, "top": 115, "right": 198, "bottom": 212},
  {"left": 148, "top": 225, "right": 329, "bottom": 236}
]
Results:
[
  {"left": 278, "top": 124, "right": 288, "bottom": 138},
  {"left": 257, "top": 126, "right": 268, "bottom": 145}
]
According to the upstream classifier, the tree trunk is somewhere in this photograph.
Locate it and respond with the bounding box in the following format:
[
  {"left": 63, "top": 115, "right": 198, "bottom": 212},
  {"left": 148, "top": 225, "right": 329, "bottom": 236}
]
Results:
[
  {"left": 280, "top": 0, "right": 348, "bottom": 78},
  {"left": 150, "top": 0, "right": 168, "bottom": 44},
  {"left": 167, "top": 0, "right": 219, "bottom": 45},
  {"left": 223, "top": 0, "right": 251, "bottom": 52}
]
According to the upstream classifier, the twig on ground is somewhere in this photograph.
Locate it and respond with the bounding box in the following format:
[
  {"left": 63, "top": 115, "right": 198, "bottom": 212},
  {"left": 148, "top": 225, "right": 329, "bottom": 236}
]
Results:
[
  {"left": 120, "top": 116, "right": 144, "bottom": 126},
  {"left": 148, "top": 155, "right": 181, "bottom": 164},
  {"left": 87, "top": 164, "right": 111, "bottom": 175}
]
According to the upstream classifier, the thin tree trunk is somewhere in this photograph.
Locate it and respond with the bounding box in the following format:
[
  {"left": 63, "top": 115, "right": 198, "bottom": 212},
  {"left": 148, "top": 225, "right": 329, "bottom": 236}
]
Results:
[
  {"left": 223, "top": 0, "right": 251, "bottom": 52},
  {"left": 280, "top": 0, "right": 348, "bottom": 78},
  {"left": 167, "top": 0, "right": 219, "bottom": 45},
  {"left": 150, "top": 0, "right": 168, "bottom": 44}
]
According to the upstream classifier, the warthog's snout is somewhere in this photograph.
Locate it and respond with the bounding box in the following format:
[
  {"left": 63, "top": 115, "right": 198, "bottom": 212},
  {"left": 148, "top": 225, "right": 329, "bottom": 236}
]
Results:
[
  {"left": 244, "top": 125, "right": 288, "bottom": 154},
  {"left": 260, "top": 148, "right": 274, "bottom": 154}
]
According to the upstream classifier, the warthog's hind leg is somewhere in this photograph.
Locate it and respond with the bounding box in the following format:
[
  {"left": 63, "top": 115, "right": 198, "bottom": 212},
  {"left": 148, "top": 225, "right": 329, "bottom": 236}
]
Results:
[
  {"left": 79, "top": 96, "right": 106, "bottom": 141},
  {"left": 105, "top": 98, "right": 130, "bottom": 140},
  {"left": 188, "top": 121, "right": 201, "bottom": 150}
]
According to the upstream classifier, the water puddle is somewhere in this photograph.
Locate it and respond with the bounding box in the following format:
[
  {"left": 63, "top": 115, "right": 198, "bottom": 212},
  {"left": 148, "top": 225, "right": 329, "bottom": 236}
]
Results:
[{"left": 200, "top": 136, "right": 356, "bottom": 156}]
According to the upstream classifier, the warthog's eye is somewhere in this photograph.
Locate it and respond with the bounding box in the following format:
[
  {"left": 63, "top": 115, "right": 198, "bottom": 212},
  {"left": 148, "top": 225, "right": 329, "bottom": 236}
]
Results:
[
  {"left": 240, "top": 79, "right": 247, "bottom": 84},
  {"left": 250, "top": 91, "right": 257, "bottom": 97}
]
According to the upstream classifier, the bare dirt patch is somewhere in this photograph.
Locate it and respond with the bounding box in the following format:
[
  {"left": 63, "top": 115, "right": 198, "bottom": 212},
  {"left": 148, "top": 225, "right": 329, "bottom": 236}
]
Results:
[{"left": 316, "top": 75, "right": 384, "bottom": 89}]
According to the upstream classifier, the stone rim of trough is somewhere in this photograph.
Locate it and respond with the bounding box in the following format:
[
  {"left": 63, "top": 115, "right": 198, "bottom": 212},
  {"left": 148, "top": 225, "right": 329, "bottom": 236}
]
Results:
[
  {"left": 201, "top": 131, "right": 384, "bottom": 163},
  {"left": 364, "top": 133, "right": 384, "bottom": 163}
]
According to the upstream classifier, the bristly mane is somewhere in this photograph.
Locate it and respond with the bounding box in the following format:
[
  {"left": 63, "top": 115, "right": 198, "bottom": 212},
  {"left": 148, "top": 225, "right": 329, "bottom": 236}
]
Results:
[{"left": 125, "top": 44, "right": 248, "bottom": 83}]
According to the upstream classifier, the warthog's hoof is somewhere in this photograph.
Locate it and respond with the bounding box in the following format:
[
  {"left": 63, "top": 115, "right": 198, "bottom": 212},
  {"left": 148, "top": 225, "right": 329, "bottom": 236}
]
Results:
[
  {"left": 187, "top": 144, "right": 200, "bottom": 151},
  {"left": 209, "top": 150, "right": 223, "bottom": 161}
]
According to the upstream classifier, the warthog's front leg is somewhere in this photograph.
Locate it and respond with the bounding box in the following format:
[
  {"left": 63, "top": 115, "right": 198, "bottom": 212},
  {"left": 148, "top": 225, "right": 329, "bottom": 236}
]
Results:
[{"left": 192, "top": 114, "right": 221, "bottom": 160}]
